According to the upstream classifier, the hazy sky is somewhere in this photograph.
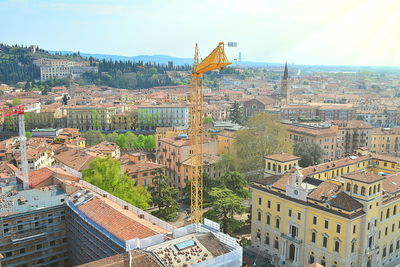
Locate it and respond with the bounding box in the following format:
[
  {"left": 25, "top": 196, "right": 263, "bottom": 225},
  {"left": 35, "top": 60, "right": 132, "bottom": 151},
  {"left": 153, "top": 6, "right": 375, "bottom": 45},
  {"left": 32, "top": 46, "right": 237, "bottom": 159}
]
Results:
[{"left": 1, "top": 0, "right": 399, "bottom": 66}]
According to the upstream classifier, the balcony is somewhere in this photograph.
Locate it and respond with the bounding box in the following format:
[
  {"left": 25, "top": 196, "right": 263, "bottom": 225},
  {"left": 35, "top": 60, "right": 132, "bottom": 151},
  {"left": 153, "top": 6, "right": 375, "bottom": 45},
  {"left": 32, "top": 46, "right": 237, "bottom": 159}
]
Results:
[{"left": 281, "top": 233, "right": 302, "bottom": 244}]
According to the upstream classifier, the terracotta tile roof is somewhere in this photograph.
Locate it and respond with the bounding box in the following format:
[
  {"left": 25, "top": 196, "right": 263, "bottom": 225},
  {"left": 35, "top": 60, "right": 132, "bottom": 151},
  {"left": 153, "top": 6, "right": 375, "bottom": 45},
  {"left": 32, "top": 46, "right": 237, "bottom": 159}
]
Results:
[
  {"left": 264, "top": 153, "right": 300, "bottom": 163},
  {"left": 181, "top": 154, "right": 220, "bottom": 166},
  {"left": 372, "top": 153, "right": 400, "bottom": 164},
  {"left": 307, "top": 263, "right": 324, "bottom": 267},
  {"left": 215, "top": 130, "right": 235, "bottom": 138},
  {"left": 382, "top": 173, "right": 400, "bottom": 194},
  {"left": 308, "top": 181, "right": 341, "bottom": 202},
  {"left": 331, "top": 120, "right": 372, "bottom": 129},
  {"left": 89, "top": 141, "right": 119, "bottom": 152},
  {"left": 330, "top": 191, "right": 363, "bottom": 211},
  {"left": 28, "top": 167, "right": 79, "bottom": 188},
  {"left": 0, "top": 162, "right": 18, "bottom": 178},
  {"left": 124, "top": 162, "right": 165, "bottom": 174},
  {"left": 343, "top": 170, "right": 385, "bottom": 184},
  {"left": 78, "top": 198, "right": 158, "bottom": 241},
  {"left": 301, "top": 154, "right": 371, "bottom": 177},
  {"left": 287, "top": 124, "right": 338, "bottom": 137},
  {"left": 372, "top": 128, "right": 400, "bottom": 135},
  {"left": 54, "top": 146, "right": 99, "bottom": 171}
]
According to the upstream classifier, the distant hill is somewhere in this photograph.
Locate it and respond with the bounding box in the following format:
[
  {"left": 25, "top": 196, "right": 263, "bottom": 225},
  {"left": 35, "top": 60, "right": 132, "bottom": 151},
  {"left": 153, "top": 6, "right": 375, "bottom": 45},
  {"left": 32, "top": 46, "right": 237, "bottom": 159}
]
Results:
[
  {"left": 49, "top": 51, "right": 194, "bottom": 66},
  {"left": 50, "top": 50, "right": 400, "bottom": 73}
]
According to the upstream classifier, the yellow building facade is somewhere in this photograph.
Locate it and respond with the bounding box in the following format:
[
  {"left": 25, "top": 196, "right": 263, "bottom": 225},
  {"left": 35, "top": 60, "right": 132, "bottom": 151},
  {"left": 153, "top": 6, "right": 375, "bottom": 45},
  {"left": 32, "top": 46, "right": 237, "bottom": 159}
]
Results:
[
  {"left": 251, "top": 152, "right": 400, "bottom": 267},
  {"left": 371, "top": 128, "right": 400, "bottom": 156}
]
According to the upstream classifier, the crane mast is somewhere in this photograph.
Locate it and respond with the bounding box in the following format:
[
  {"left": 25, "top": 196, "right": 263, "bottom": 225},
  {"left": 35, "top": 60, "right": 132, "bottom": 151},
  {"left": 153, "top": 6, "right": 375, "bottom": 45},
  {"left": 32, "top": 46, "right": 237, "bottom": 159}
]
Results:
[
  {"left": 1, "top": 105, "right": 38, "bottom": 190},
  {"left": 189, "top": 42, "right": 231, "bottom": 223}
]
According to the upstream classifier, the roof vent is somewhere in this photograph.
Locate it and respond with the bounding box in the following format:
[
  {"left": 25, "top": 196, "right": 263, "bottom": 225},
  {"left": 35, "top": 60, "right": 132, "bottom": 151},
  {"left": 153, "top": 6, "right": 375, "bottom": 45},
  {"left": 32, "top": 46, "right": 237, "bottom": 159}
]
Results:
[{"left": 138, "top": 213, "right": 145, "bottom": 219}]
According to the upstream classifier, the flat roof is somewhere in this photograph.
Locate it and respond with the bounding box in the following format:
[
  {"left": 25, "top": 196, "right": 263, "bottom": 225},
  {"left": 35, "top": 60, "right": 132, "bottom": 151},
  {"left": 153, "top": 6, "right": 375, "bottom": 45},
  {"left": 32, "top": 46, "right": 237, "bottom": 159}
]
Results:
[
  {"left": 147, "top": 232, "right": 230, "bottom": 267},
  {"left": 0, "top": 186, "right": 67, "bottom": 217}
]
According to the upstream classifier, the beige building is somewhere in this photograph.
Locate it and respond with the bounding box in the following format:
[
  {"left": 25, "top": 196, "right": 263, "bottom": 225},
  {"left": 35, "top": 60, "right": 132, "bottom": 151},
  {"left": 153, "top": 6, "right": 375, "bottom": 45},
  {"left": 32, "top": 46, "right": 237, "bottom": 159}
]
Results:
[
  {"left": 371, "top": 128, "right": 400, "bottom": 156},
  {"left": 157, "top": 136, "right": 218, "bottom": 189},
  {"left": 65, "top": 106, "right": 117, "bottom": 131}
]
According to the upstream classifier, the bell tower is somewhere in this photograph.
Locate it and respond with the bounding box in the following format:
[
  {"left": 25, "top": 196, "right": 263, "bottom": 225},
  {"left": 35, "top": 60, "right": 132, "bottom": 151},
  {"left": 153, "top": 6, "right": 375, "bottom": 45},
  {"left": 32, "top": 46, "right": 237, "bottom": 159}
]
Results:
[{"left": 281, "top": 62, "right": 290, "bottom": 105}]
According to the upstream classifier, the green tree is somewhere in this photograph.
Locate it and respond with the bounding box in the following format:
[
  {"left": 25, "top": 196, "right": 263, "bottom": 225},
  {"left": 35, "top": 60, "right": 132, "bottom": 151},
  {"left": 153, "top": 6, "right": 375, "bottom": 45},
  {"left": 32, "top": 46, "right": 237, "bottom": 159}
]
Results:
[
  {"left": 26, "top": 131, "right": 32, "bottom": 138},
  {"left": 229, "top": 101, "right": 243, "bottom": 125},
  {"left": 83, "top": 157, "right": 151, "bottom": 209},
  {"left": 124, "top": 131, "right": 137, "bottom": 149},
  {"left": 293, "top": 142, "right": 323, "bottom": 167},
  {"left": 234, "top": 113, "right": 292, "bottom": 179},
  {"left": 220, "top": 171, "right": 249, "bottom": 199},
  {"left": 204, "top": 187, "right": 244, "bottom": 233},
  {"left": 82, "top": 130, "right": 105, "bottom": 146},
  {"left": 149, "top": 169, "right": 179, "bottom": 221},
  {"left": 106, "top": 132, "right": 119, "bottom": 143},
  {"left": 12, "top": 98, "right": 22, "bottom": 106},
  {"left": 116, "top": 134, "right": 128, "bottom": 148},
  {"left": 91, "top": 110, "right": 100, "bottom": 130},
  {"left": 3, "top": 116, "right": 14, "bottom": 131},
  {"left": 216, "top": 154, "right": 236, "bottom": 173},
  {"left": 204, "top": 116, "right": 214, "bottom": 124}
]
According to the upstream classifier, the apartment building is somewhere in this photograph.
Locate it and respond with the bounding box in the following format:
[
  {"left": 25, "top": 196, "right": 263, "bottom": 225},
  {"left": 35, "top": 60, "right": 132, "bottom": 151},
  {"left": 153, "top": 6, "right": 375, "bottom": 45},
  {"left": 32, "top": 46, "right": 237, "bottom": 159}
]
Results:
[
  {"left": 110, "top": 111, "right": 137, "bottom": 131},
  {"left": 123, "top": 153, "right": 166, "bottom": 187},
  {"left": 251, "top": 152, "right": 400, "bottom": 267},
  {"left": 333, "top": 120, "right": 372, "bottom": 156},
  {"left": 284, "top": 122, "right": 339, "bottom": 162},
  {"left": 138, "top": 104, "right": 189, "bottom": 129},
  {"left": 157, "top": 136, "right": 218, "bottom": 189},
  {"left": 65, "top": 106, "right": 117, "bottom": 131},
  {"left": 0, "top": 186, "right": 70, "bottom": 266},
  {"left": 280, "top": 104, "right": 354, "bottom": 122},
  {"left": 213, "top": 130, "right": 236, "bottom": 155},
  {"left": 34, "top": 58, "right": 97, "bottom": 81},
  {"left": 371, "top": 128, "right": 400, "bottom": 156}
]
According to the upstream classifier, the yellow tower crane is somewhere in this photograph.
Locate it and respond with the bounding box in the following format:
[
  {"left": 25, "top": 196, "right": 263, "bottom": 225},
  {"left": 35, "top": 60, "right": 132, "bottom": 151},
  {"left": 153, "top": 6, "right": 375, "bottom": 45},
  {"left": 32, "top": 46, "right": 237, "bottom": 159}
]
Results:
[{"left": 190, "top": 42, "right": 231, "bottom": 223}]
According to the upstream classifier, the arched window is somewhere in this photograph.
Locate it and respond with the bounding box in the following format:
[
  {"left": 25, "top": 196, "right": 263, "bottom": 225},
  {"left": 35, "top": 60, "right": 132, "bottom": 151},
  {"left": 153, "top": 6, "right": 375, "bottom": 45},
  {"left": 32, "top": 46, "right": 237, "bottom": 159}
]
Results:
[
  {"left": 369, "top": 187, "right": 372, "bottom": 195},
  {"left": 266, "top": 215, "right": 270, "bottom": 225},
  {"left": 354, "top": 184, "right": 358, "bottom": 194},
  {"left": 373, "top": 185, "right": 376, "bottom": 194},
  {"left": 361, "top": 186, "right": 366, "bottom": 195},
  {"left": 390, "top": 243, "right": 394, "bottom": 254},
  {"left": 278, "top": 165, "right": 282, "bottom": 173},
  {"left": 289, "top": 164, "right": 292, "bottom": 169},
  {"left": 311, "top": 232, "right": 316, "bottom": 243},
  {"left": 258, "top": 211, "right": 261, "bottom": 221},
  {"left": 394, "top": 206, "right": 397, "bottom": 215},
  {"left": 377, "top": 184, "right": 381, "bottom": 192},
  {"left": 383, "top": 247, "right": 387, "bottom": 257},
  {"left": 267, "top": 162, "right": 271, "bottom": 170},
  {"left": 273, "top": 164, "right": 276, "bottom": 171},
  {"left": 386, "top": 208, "right": 390, "bottom": 219},
  {"left": 346, "top": 183, "right": 351, "bottom": 191},
  {"left": 276, "top": 218, "right": 280, "bottom": 229}
]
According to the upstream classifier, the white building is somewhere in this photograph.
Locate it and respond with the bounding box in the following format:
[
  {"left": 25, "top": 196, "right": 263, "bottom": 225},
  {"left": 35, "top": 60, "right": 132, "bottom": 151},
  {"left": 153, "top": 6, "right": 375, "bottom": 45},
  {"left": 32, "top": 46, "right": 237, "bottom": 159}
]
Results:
[{"left": 138, "top": 104, "right": 189, "bottom": 129}]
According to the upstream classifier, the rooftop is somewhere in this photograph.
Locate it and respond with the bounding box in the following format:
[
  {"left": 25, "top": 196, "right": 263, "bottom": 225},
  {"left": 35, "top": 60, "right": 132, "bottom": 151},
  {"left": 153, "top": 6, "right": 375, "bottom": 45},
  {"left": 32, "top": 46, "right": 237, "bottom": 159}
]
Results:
[
  {"left": 264, "top": 153, "right": 300, "bottom": 163},
  {"left": 343, "top": 170, "right": 385, "bottom": 184},
  {"left": 147, "top": 232, "right": 230, "bottom": 267},
  {"left": 0, "top": 186, "right": 67, "bottom": 217}
]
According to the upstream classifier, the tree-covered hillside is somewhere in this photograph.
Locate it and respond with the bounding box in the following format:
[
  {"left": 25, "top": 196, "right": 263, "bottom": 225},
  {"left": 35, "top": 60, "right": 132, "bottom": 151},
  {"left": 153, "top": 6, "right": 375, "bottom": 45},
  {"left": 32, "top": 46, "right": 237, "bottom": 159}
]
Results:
[
  {"left": 0, "top": 43, "right": 191, "bottom": 89},
  {"left": 82, "top": 59, "right": 190, "bottom": 89},
  {"left": 0, "top": 44, "right": 40, "bottom": 85}
]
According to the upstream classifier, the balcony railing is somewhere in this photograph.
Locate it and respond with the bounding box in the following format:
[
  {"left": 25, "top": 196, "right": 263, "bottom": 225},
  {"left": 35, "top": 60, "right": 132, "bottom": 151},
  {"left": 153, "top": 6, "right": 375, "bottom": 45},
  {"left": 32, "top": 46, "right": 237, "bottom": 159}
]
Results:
[{"left": 281, "top": 233, "right": 302, "bottom": 244}]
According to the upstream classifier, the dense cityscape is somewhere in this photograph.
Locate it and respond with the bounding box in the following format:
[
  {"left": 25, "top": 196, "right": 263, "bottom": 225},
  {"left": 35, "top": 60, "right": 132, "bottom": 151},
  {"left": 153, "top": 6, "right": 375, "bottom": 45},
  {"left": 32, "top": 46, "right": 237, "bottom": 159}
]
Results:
[{"left": 1, "top": 1, "right": 400, "bottom": 267}]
